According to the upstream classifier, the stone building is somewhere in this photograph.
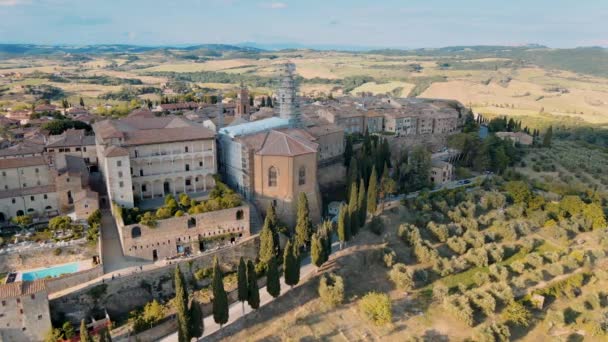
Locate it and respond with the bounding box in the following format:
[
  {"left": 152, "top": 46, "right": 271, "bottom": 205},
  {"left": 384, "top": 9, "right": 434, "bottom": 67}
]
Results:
[
  {"left": 118, "top": 205, "right": 250, "bottom": 261},
  {"left": 45, "top": 128, "right": 98, "bottom": 170},
  {"left": 93, "top": 116, "right": 217, "bottom": 209},
  {"left": 430, "top": 160, "right": 454, "bottom": 186},
  {"left": 0, "top": 280, "right": 52, "bottom": 342},
  {"left": 235, "top": 84, "right": 251, "bottom": 119},
  {"left": 495, "top": 132, "right": 533, "bottom": 146},
  {"left": 74, "top": 189, "right": 99, "bottom": 220}
]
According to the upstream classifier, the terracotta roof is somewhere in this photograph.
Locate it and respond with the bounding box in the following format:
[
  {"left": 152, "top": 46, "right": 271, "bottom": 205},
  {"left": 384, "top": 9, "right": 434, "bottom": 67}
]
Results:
[
  {"left": 94, "top": 116, "right": 215, "bottom": 145},
  {"left": 128, "top": 109, "right": 156, "bottom": 118},
  {"left": 46, "top": 129, "right": 95, "bottom": 148},
  {"left": 104, "top": 146, "right": 129, "bottom": 158},
  {"left": 256, "top": 130, "right": 318, "bottom": 157},
  {"left": 0, "top": 156, "right": 47, "bottom": 169},
  {"left": 0, "top": 142, "right": 45, "bottom": 158},
  {"left": 0, "top": 280, "right": 47, "bottom": 299}
]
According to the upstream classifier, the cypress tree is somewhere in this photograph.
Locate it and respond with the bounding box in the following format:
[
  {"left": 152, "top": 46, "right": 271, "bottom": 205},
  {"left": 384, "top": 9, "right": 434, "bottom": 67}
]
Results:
[
  {"left": 266, "top": 255, "right": 281, "bottom": 298},
  {"left": 79, "top": 97, "right": 85, "bottom": 107},
  {"left": 543, "top": 125, "right": 553, "bottom": 147},
  {"left": 267, "top": 96, "right": 273, "bottom": 108},
  {"left": 320, "top": 220, "right": 332, "bottom": 262},
  {"left": 367, "top": 166, "right": 378, "bottom": 215},
  {"left": 295, "top": 192, "right": 312, "bottom": 250},
  {"left": 247, "top": 260, "right": 260, "bottom": 309},
  {"left": 98, "top": 326, "right": 112, "bottom": 342},
  {"left": 211, "top": 257, "right": 229, "bottom": 328},
  {"left": 311, "top": 233, "right": 324, "bottom": 269},
  {"left": 265, "top": 203, "right": 279, "bottom": 251},
  {"left": 258, "top": 223, "right": 275, "bottom": 266},
  {"left": 358, "top": 177, "right": 367, "bottom": 225},
  {"left": 348, "top": 181, "right": 359, "bottom": 235},
  {"left": 189, "top": 299, "right": 204, "bottom": 339},
  {"left": 337, "top": 204, "right": 351, "bottom": 249},
  {"left": 174, "top": 266, "right": 191, "bottom": 342},
  {"left": 80, "top": 319, "right": 92, "bottom": 342},
  {"left": 261, "top": 97, "right": 266, "bottom": 107},
  {"left": 283, "top": 240, "right": 300, "bottom": 288},
  {"left": 237, "top": 257, "right": 248, "bottom": 315},
  {"left": 347, "top": 157, "right": 358, "bottom": 198},
  {"left": 344, "top": 136, "right": 353, "bottom": 167}
]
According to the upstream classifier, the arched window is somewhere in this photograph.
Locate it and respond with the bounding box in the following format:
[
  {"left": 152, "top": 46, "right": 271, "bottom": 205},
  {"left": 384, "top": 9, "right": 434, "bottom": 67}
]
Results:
[
  {"left": 298, "top": 166, "right": 306, "bottom": 185},
  {"left": 131, "top": 226, "right": 142, "bottom": 239},
  {"left": 268, "top": 166, "right": 277, "bottom": 187},
  {"left": 236, "top": 210, "right": 244, "bottom": 220}
]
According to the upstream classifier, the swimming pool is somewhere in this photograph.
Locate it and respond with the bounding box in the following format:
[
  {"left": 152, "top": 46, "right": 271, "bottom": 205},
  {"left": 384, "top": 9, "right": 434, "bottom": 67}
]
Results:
[{"left": 21, "top": 262, "right": 80, "bottom": 281}]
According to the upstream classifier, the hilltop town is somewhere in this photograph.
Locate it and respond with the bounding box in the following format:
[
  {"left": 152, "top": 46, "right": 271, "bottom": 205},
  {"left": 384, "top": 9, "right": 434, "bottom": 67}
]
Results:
[{"left": 0, "top": 45, "right": 607, "bottom": 342}]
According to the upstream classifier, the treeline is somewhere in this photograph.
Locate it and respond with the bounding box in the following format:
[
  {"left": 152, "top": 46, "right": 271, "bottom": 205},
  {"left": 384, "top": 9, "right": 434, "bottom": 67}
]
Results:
[
  {"left": 449, "top": 133, "right": 521, "bottom": 174},
  {"left": 99, "top": 86, "right": 161, "bottom": 101}
]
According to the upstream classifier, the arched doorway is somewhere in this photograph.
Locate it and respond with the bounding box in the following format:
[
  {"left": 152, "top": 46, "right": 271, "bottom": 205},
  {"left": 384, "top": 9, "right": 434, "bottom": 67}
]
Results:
[{"left": 16, "top": 210, "right": 24, "bottom": 217}]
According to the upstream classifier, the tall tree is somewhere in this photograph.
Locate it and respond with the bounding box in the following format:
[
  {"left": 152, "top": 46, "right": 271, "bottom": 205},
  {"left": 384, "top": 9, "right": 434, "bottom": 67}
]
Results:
[
  {"left": 189, "top": 300, "right": 204, "bottom": 340},
  {"left": 237, "top": 257, "right": 248, "bottom": 315},
  {"left": 258, "top": 223, "right": 275, "bottom": 267},
  {"left": 266, "top": 255, "right": 281, "bottom": 298},
  {"left": 319, "top": 220, "right": 333, "bottom": 262},
  {"left": 337, "top": 204, "right": 351, "bottom": 249},
  {"left": 358, "top": 178, "right": 367, "bottom": 225},
  {"left": 261, "top": 97, "right": 266, "bottom": 107},
  {"left": 174, "top": 266, "right": 191, "bottom": 342},
  {"left": 97, "top": 326, "right": 112, "bottom": 342},
  {"left": 283, "top": 240, "right": 300, "bottom": 288},
  {"left": 311, "top": 233, "right": 325, "bottom": 270},
  {"left": 347, "top": 157, "right": 358, "bottom": 198},
  {"left": 79, "top": 97, "right": 85, "bottom": 107},
  {"left": 348, "top": 181, "right": 359, "bottom": 235},
  {"left": 295, "top": 192, "right": 312, "bottom": 250},
  {"left": 265, "top": 203, "right": 279, "bottom": 250},
  {"left": 211, "top": 257, "right": 229, "bottom": 328},
  {"left": 246, "top": 260, "right": 260, "bottom": 309},
  {"left": 543, "top": 126, "right": 553, "bottom": 147},
  {"left": 267, "top": 96, "right": 273, "bottom": 108},
  {"left": 80, "top": 319, "right": 92, "bottom": 342},
  {"left": 344, "top": 136, "right": 353, "bottom": 167},
  {"left": 367, "top": 166, "right": 378, "bottom": 215}
]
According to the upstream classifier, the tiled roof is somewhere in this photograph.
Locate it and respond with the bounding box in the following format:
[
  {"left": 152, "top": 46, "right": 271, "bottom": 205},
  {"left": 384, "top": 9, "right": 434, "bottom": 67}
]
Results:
[
  {"left": 0, "top": 156, "right": 46, "bottom": 169},
  {"left": 0, "top": 184, "right": 56, "bottom": 199},
  {"left": 0, "top": 280, "right": 47, "bottom": 299},
  {"left": 75, "top": 189, "right": 98, "bottom": 201},
  {"left": 0, "top": 142, "right": 45, "bottom": 158},
  {"left": 46, "top": 129, "right": 95, "bottom": 148},
  {"left": 257, "top": 130, "right": 318, "bottom": 157},
  {"left": 104, "top": 146, "right": 129, "bottom": 158}
]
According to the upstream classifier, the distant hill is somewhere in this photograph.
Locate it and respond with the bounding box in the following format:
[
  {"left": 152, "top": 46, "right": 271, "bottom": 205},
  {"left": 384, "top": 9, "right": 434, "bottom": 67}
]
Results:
[
  {"left": 0, "top": 44, "right": 264, "bottom": 57},
  {"left": 367, "top": 45, "right": 608, "bottom": 77}
]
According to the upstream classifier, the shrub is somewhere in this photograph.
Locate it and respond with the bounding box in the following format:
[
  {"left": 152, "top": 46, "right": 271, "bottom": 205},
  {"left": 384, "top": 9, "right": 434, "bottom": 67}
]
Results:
[
  {"left": 444, "top": 295, "right": 475, "bottom": 326},
  {"left": 368, "top": 216, "right": 384, "bottom": 235},
  {"left": 53, "top": 248, "right": 62, "bottom": 256},
  {"left": 318, "top": 273, "right": 345, "bottom": 308},
  {"left": 194, "top": 267, "right": 213, "bottom": 281},
  {"left": 433, "top": 282, "right": 449, "bottom": 302},
  {"left": 382, "top": 247, "right": 397, "bottom": 268},
  {"left": 358, "top": 292, "right": 392, "bottom": 326},
  {"left": 503, "top": 301, "right": 532, "bottom": 327},
  {"left": 389, "top": 263, "right": 414, "bottom": 291},
  {"left": 174, "top": 210, "right": 184, "bottom": 217},
  {"left": 473, "top": 322, "right": 510, "bottom": 342}
]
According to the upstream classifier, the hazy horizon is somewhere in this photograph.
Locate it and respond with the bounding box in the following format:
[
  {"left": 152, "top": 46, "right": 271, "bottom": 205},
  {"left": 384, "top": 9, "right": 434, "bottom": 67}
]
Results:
[{"left": 0, "top": 0, "right": 606, "bottom": 49}]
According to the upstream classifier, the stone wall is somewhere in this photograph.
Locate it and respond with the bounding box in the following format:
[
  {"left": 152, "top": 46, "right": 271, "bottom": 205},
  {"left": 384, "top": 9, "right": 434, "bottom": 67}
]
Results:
[
  {"left": 50, "top": 236, "right": 259, "bottom": 324},
  {"left": 45, "top": 265, "right": 103, "bottom": 294},
  {"left": 119, "top": 205, "right": 251, "bottom": 260}
]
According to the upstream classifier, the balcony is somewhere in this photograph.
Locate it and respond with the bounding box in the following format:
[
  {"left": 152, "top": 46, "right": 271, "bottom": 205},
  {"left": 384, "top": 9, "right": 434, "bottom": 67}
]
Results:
[{"left": 131, "top": 149, "right": 214, "bottom": 162}]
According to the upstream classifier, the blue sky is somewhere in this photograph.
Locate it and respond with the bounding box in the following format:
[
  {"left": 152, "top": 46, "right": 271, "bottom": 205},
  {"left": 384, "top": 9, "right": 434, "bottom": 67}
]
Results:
[{"left": 0, "top": 0, "right": 606, "bottom": 48}]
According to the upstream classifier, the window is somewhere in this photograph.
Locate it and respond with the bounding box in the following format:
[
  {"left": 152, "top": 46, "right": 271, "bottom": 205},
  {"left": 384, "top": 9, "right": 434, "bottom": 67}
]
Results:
[
  {"left": 83, "top": 147, "right": 87, "bottom": 152},
  {"left": 66, "top": 178, "right": 70, "bottom": 183},
  {"left": 76, "top": 147, "right": 81, "bottom": 152},
  {"left": 118, "top": 171, "right": 123, "bottom": 178},
  {"left": 268, "top": 167, "right": 277, "bottom": 187},
  {"left": 16, "top": 298, "right": 20, "bottom": 304},
  {"left": 142, "top": 185, "right": 147, "bottom": 192},
  {"left": 23, "top": 183, "right": 26, "bottom": 188},
  {"left": 298, "top": 166, "right": 306, "bottom": 185},
  {"left": 31, "top": 294, "right": 35, "bottom": 299},
  {"left": 37, "top": 181, "right": 41, "bottom": 186},
  {"left": 11, "top": 198, "right": 15, "bottom": 204},
  {"left": 116, "top": 160, "right": 122, "bottom": 167},
  {"left": 185, "top": 164, "right": 190, "bottom": 171},
  {"left": 65, "top": 148, "right": 71, "bottom": 152},
  {"left": 186, "top": 179, "right": 191, "bottom": 186},
  {"left": 131, "top": 226, "right": 141, "bottom": 238},
  {"left": 35, "top": 168, "right": 39, "bottom": 173},
  {"left": 199, "top": 161, "right": 203, "bottom": 167},
  {"left": 47, "top": 149, "right": 54, "bottom": 153},
  {"left": 30, "top": 196, "right": 35, "bottom": 201},
  {"left": 119, "top": 181, "right": 124, "bottom": 188},
  {"left": 1, "top": 171, "right": 5, "bottom": 177},
  {"left": 38, "top": 314, "right": 43, "bottom": 320},
  {"left": 1, "top": 300, "right": 5, "bottom": 306},
  {"left": 185, "top": 146, "right": 189, "bottom": 153},
  {"left": 43, "top": 194, "right": 47, "bottom": 199},
  {"left": 139, "top": 170, "right": 143, "bottom": 177}
]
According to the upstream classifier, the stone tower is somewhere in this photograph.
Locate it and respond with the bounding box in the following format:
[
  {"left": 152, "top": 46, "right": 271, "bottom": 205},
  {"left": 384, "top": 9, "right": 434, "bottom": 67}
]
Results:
[
  {"left": 235, "top": 82, "right": 250, "bottom": 119},
  {"left": 216, "top": 93, "right": 224, "bottom": 131},
  {"left": 278, "top": 62, "right": 301, "bottom": 128}
]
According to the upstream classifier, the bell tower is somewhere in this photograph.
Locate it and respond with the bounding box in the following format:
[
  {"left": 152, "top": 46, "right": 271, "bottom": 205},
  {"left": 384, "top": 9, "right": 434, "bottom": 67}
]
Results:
[
  {"left": 235, "top": 82, "right": 250, "bottom": 119},
  {"left": 278, "top": 62, "right": 301, "bottom": 128}
]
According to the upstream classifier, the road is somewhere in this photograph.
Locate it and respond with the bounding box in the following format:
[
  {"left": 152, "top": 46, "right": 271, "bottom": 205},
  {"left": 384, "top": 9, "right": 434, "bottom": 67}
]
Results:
[{"left": 159, "top": 242, "right": 340, "bottom": 342}]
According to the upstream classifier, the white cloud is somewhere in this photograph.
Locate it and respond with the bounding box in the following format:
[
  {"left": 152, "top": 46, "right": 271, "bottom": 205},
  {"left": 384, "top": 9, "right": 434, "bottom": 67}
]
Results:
[
  {"left": 260, "top": 2, "right": 287, "bottom": 9},
  {"left": 0, "top": 0, "right": 30, "bottom": 6}
]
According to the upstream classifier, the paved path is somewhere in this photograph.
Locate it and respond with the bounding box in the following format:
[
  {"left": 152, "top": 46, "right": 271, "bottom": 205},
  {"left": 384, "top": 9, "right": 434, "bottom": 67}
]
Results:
[
  {"left": 159, "top": 242, "right": 340, "bottom": 342},
  {"left": 100, "top": 209, "right": 151, "bottom": 273}
]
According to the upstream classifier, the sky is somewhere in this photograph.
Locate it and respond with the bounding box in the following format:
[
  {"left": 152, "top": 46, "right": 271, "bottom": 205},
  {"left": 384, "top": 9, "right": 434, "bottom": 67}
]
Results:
[{"left": 0, "top": 0, "right": 607, "bottom": 48}]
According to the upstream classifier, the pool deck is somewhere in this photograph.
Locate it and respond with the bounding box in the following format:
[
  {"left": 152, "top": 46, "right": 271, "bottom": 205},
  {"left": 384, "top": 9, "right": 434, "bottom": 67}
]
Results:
[{"left": 12, "top": 260, "right": 93, "bottom": 282}]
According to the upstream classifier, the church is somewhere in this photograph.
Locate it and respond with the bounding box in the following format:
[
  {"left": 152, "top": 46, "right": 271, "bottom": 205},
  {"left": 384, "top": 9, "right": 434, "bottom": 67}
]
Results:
[{"left": 217, "top": 63, "right": 339, "bottom": 227}]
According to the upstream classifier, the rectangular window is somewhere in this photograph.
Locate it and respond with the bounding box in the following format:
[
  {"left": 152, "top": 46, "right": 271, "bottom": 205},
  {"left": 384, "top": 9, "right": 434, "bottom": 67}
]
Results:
[
  {"left": 11, "top": 198, "right": 15, "bottom": 204},
  {"left": 142, "top": 185, "right": 147, "bottom": 192},
  {"left": 47, "top": 149, "right": 54, "bottom": 153},
  {"left": 76, "top": 147, "right": 81, "bottom": 151},
  {"left": 118, "top": 171, "right": 123, "bottom": 178},
  {"left": 119, "top": 181, "right": 124, "bottom": 188},
  {"left": 30, "top": 196, "right": 35, "bottom": 201},
  {"left": 83, "top": 147, "right": 87, "bottom": 152},
  {"left": 117, "top": 160, "right": 122, "bottom": 167},
  {"left": 38, "top": 315, "right": 43, "bottom": 320},
  {"left": 43, "top": 194, "right": 47, "bottom": 199},
  {"left": 65, "top": 148, "right": 71, "bottom": 152},
  {"left": 185, "top": 146, "right": 189, "bottom": 153},
  {"left": 31, "top": 294, "right": 35, "bottom": 300},
  {"left": 186, "top": 179, "right": 191, "bottom": 186},
  {"left": 16, "top": 298, "right": 20, "bottom": 304},
  {"left": 199, "top": 161, "right": 203, "bottom": 167},
  {"left": 35, "top": 168, "right": 39, "bottom": 173},
  {"left": 1, "top": 171, "right": 5, "bottom": 176}
]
